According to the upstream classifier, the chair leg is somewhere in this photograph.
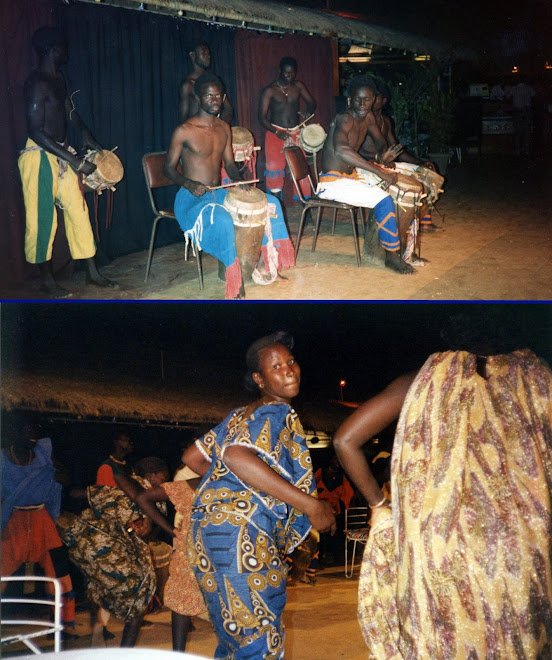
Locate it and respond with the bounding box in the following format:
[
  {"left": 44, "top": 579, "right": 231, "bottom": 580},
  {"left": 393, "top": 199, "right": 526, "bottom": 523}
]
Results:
[
  {"left": 344, "top": 536, "right": 349, "bottom": 578},
  {"left": 144, "top": 216, "right": 161, "bottom": 282},
  {"left": 295, "top": 208, "right": 309, "bottom": 260},
  {"left": 331, "top": 208, "right": 338, "bottom": 235},
  {"left": 311, "top": 207, "right": 323, "bottom": 252},
  {"left": 349, "top": 208, "right": 361, "bottom": 267},
  {"left": 196, "top": 250, "right": 204, "bottom": 290}
]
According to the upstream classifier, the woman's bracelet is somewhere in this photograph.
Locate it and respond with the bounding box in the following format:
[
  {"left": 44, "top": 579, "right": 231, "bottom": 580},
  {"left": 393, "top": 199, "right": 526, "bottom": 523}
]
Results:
[{"left": 369, "top": 494, "right": 388, "bottom": 509}]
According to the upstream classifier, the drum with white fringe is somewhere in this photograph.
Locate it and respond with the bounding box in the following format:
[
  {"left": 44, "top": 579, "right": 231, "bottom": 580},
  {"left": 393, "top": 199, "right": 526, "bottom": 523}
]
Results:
[
  {"left": 82, "top": 149, "right": 124, "bottom": 193},
  {"left": 358, "top": 167, "right": 425, "bottom": 211},
  {"left": 223, "top": 186, "right": 268, "bottom": 281},
  {"left": 299, "top": 124, "right": 327, "bottom": 154}
]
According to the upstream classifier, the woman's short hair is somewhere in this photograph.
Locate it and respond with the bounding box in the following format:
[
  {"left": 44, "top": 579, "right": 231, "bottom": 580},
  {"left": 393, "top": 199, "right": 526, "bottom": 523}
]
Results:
[{"left": 244, "top": 331, "right": 294, "bottom": 391}]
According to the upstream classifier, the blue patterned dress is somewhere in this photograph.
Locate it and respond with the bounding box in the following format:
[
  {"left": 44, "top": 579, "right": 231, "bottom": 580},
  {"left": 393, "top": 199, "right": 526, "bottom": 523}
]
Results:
[{"left": 188, "top": 402, "right": 315, "bottom": 660}]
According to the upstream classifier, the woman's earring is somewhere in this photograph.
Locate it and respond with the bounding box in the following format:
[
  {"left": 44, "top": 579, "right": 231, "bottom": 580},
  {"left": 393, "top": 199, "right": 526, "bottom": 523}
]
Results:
[{"left": 346, "top": 97, "right": 350, "bottom": 108}]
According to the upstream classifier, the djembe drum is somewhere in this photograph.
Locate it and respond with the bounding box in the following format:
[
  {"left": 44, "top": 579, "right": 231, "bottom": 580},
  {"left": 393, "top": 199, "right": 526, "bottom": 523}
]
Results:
[
  {"left": 223, "top": 186, "right": 268, "bottom": 282},
  {"left": 394, "top": 163, "right": 444, "bottom": 205},
  {"left": 299, "top": 124, "right": 326, "bottom": 154},
  {"left": 82, "top": 149, "right": 124, "bottom": 194}
]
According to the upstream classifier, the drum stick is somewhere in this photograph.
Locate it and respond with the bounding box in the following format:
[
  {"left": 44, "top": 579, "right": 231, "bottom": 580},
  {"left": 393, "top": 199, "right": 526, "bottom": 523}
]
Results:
[
  {"left": 296, "top": 114, "right": 315, "bottom": 130},
  {"left": 208, "top": 179, "right": 259, "bottom": 191}
]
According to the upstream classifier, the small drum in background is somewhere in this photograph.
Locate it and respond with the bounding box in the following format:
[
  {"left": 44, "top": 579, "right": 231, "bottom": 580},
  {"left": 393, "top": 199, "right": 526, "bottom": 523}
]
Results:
[
  {"left": 82, "top": 149, "right": 124, "bottom": 194},
  {"left": 223, "top": 186, "right": 268, "bottom": 282},
  {"left": 299, "top": 123, "right": 327, "bottom": 154},
  {"left": 231, "top": 126, "right": 255, "bottom": 163},
  {"left": 395, "top": 163, "right": 444, "bottom": 205}
]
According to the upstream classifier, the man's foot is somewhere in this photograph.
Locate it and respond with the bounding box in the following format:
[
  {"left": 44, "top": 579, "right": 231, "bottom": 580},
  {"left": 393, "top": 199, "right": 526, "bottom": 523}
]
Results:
[
  {"left": 102, "top": 626, "right": 115, "bottom": 640},
  {"left": 404, "top": 254, "right": 430, "bottom": 267},
  {"left": 421, "top": 222, "right": 445, "bottom": 233},
  {"left": 385, "top": 251, "right": 417, "bottom": 275},
  {"left": 85, "top": 273, "right": 119, "bottom": 288},
  {"left": 39, "top": 281, "right": 72, "bottom": 298}
]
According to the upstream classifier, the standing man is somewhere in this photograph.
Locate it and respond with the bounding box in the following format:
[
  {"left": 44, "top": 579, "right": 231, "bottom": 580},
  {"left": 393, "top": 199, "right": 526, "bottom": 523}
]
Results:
[
  {"left": 510, "top": 76, "right": 536, "bottom": 157},
  {"left": 178, "top": 40, "right": 233, "bottom": 124},
  {"left": 165, "top": 73, "right": 295, "bottom": 299},
  {"left": 19, "top": 27, "right": 115, "bottom": 298},
  {"left": 317, "top": 75, "right": 418, "bottom": 274},
  {"left": 259, "top": 57, "right": 316, "bottom": 198}
]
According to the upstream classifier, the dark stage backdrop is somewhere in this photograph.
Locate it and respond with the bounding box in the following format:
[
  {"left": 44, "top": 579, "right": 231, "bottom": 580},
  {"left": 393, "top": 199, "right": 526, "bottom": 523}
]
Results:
[{"left": 2, "top": 1, "right": 334, "bottom": 289}]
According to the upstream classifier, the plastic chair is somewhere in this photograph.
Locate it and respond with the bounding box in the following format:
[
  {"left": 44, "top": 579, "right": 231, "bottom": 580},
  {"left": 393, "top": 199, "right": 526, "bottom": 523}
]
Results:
[
  {"left": 1, "top": 575, "right": 63, "bottom": 654},
  {"left": 283, "top": 146, "right": 364, "bottom": 267},
  {"left": 344, "top": 507, "right": 370, "bottom": 578},
  {"left": 142, "top": 152, "right": 203, "bottom": 288}
]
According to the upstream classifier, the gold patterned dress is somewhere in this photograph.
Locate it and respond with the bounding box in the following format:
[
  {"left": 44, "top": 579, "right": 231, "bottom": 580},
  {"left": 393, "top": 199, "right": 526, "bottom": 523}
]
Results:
[{"left": 358, "top": 350, "right": 552, "bottom": 659}]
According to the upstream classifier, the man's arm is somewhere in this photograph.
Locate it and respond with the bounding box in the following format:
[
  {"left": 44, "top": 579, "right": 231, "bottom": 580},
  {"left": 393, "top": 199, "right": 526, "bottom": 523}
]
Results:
[
  {"left": 297, "top": 81, "right": 316, "bottom": 119},
  {"left": 65, "top": 96, "right": 103, "bottom": 153},
  {"left": 178, "top": 79, "right": 193, "bottom": 124},
  {"left": 385, "top": 118, "right": 435, "bottom": 170},
  {"left": 25, "top": 79, "right": 95, "bottom": 176},
  {"left": 221, "top": 123, "right": 242, "bottom": 182},
  {"left": 163, "top": 124, "right": 208, "bottom": 196},
  {"left": 333, "top": 114, "right": 397, "bottom": 184},
  {"left": 258, "top": 87, "right": 288, "bottom": 139}
]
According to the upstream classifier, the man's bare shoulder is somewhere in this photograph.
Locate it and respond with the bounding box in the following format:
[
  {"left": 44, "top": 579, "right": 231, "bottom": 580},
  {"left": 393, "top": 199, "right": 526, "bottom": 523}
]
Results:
[{"left": 335, "top": 110, "right": 355, "bottom": 128}]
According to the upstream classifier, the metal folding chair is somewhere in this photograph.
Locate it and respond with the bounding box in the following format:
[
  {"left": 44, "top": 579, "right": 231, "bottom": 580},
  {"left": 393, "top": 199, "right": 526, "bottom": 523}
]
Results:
[
  {"left": 1, "top": 575, "right": 63, "bottom": 654},
  {"left": 344, "top": 507, "right": 370, "bottom": 578},
  {"left": 142, "top": 152, "right": 203, "bottom": 288}
]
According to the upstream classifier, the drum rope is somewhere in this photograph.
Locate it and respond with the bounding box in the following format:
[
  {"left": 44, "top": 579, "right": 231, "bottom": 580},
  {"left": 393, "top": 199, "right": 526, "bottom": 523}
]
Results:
[
  {"left": 251, "top": 214, "right": 278, "bottom": 286},
  {"left": 183, "top": 202, "right": 223, "bottom": 257}
]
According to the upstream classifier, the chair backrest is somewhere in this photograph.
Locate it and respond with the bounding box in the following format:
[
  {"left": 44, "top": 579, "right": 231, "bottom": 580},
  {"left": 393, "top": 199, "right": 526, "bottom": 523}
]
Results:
[
  {"left": 143, "top": 152, "right": 174, "bottom": 190},
  {"left": 344, "top": 506, "right": 370, "bottom": 532},
  {"left": 283, "top": 146, "right": 316, "bottom": 201}
]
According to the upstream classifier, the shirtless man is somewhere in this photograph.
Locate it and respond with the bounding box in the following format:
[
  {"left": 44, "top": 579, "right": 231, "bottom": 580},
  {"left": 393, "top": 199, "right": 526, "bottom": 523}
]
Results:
[
  {"left": 165, "top": 73, "right": 295, "bottom": 299},
  {"left": 318, "top": 75, "right": 417, "bottom": 274},
  {"left": 178, "top": 40, "right": 233, "bottom": 124},
  {"left": 259, "top": 57, "right": 316, "bottom": 198},
  {"left": 360, "top": 82, "right": 443, "bottom": 233},
  {"left": 18, "top": 27, "right": 115, "bottom": 297}
]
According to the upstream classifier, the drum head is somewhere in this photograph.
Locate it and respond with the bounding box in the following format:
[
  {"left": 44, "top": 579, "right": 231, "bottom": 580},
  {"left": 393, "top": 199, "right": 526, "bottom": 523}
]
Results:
[
  {"left": 225, "top": 185, "right": 266, "bottom": 206},
  {"left": 231, "top": 126, "right": 254, "bottom": 149},
  {"left": 299, "top": 124, "right": 326, "bottom": 153},
  {"left": 87, "top": 150, "right": 124, "bottom": 185}
]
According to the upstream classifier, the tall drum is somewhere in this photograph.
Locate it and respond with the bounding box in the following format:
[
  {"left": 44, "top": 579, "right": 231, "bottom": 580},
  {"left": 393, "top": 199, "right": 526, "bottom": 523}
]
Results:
[{"left": 223, "top": 186, "right": 268, "bottom": 282}]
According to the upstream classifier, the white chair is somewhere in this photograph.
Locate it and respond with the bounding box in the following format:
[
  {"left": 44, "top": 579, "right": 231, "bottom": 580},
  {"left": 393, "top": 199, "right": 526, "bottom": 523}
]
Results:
[
  {"left": 344, "top": 507, "right": 370, "bottom": 578},
  {"left": 1, "top": 575, "right": 63, "bottom": 654}
]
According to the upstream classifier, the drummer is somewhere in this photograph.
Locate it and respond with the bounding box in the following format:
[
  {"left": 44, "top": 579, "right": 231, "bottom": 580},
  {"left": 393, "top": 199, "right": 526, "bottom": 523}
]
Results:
[
  {"left": 259, "top": 56, "right": 316, "bottom": 200},
  {"left": 179, "top": 40, "right": 233, "bottom": 124},
  {"left": 317, "top": 75, "right": 418, "bottom": 275},
  {"left": 18, "top": 27, "right": 116, "bottom": 298},
  {"left": 165, "top": 73, "right": 295, "bottom": 299},
  {"left": 359, "top": 82, "right": 442, "bottom": 232}
]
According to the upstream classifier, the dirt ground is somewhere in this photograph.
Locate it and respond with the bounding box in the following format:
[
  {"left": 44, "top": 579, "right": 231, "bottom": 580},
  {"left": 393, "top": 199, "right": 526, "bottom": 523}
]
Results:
[
  {"left": 3, "top": 152, "right": 551, "bottom": 301},
  {"left": 2, "top": 564, "right": 368, "bottom": 659}
]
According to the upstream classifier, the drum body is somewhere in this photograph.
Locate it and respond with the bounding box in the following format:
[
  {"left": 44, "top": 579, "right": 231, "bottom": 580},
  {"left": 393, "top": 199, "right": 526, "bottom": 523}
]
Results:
[
  {"left": 231, "top": 126, "right": 255, "bottom": 163},
  {"left": 299, "top": 124, "right": 327, "bottom": 154},
  {"left": 223, "top": 187, "right": 268, "bottom": 281},
  {"left": 395, "top": 163, "right": 444, "bottom": 204},
  {"left": 83, "top": 150, "right": 124, "bottom": 193},
  {"left": 387, "top": 173, "right": 425, "bottom": 210}
]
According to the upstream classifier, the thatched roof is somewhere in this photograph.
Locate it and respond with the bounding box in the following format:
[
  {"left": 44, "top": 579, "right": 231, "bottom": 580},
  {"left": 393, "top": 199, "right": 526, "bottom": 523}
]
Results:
[
  {"left": 2, "top": 369, "right": 351, "bottom": 433},
  {"left": 82, "top": 0, "right": 457, "bottom": 59}
]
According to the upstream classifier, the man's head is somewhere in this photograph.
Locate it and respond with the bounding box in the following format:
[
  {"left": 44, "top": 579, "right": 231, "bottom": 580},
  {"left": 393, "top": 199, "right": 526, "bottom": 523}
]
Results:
[
  {"left": 113, "top": 430, "right": 133, "bottom": 458},
  {"left": 194, "top": 73, "right": 224, "bottom": 116},
  {"left": 134, "top": 456, "right": 170, "bottom": 487},
  {"left": 346, "top": 76, "right": 378, "bottom": 117},
  {"left": 279, "top": 56, "right": 297, "bottom": 84},
  {"left": 32, "top": 27, "right": 67, "bottom": 63},
  {"left": 189, "top": 40, "right": 211, "bottom": 70}
]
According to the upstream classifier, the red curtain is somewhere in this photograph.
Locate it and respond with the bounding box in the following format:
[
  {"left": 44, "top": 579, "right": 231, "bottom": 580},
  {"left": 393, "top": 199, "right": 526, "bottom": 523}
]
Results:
[{"left": 234, "top": 30, "right": 335, "bottom": 203}]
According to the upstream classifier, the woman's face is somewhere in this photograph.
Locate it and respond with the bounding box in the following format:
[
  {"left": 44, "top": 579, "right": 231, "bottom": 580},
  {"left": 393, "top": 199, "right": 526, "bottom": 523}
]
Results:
[{"left": 254, "top": 343, "right": 301, "bottom": 404}]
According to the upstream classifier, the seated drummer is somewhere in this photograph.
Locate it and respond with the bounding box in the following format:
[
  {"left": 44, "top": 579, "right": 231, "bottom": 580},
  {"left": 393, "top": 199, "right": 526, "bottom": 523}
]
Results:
[
  {"left": 164, "top": 73, "right": 295, "bottom": 299},
  {"left": 317, "top": 75, "right": 419, "bottom": 275},
  {"left": 359, "top": 82, "right": 442, "bottom": 232}
]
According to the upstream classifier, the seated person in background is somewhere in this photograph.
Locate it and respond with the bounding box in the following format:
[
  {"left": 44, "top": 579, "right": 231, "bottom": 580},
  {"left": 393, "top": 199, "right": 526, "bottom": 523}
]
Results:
[
  {"left": 165, "top": 73, "right": 294, "bottom": 299},
  {"left": 359, "top": 82, "right": 443, "bottom": 233},
  {"left": 96, "top": 429, "right": 135, "bottom": 487},
  {"left": 317, "top": 75, "right": 419, "bottom": 275}
]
